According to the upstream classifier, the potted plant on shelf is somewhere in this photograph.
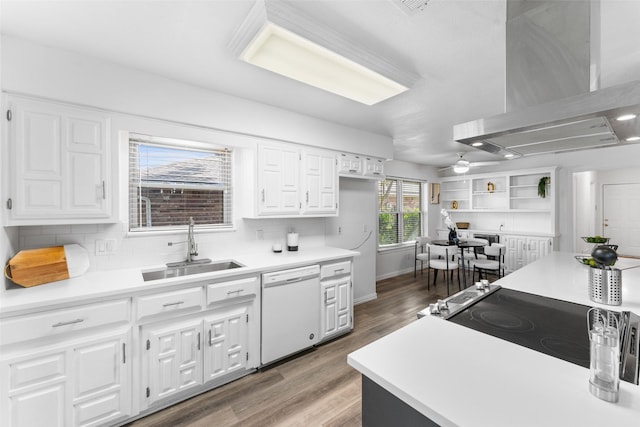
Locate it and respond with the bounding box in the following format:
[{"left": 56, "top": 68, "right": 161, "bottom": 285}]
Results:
[{"left": 538, "top": 176, "right": 550, "bottom": 198}]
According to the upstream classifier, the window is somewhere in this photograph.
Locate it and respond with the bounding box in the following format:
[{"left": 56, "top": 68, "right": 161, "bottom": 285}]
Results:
[
  {"left": 129, "top": 136, "right": 233, "bottom": 232},
  {"left": 378, "top": 178, "right": 424, "bottom": 246}
]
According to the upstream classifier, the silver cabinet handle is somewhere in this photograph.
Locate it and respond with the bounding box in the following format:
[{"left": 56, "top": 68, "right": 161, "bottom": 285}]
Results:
[
  {"left": 306, "top": 191, "right": 309, "bottom": 203},
  {"left": 122, "top": 343, "right": 126, "bottom": 364},
  {"left": 334, "top": 268, "right": 344, "bottom": 274},
  {"left": 52, "top": 318, "right": 84, "bottom": 328},
  {"left": 261, "top": 189, "right": 265, "bottom": 202},
  {"left": 162, "top": 301, "right": 184, "bottom": 307},
  {"left": 102, "top": 181, "right": 106, "bottom": 200},
  {"left": 197, "top": 332, "right": 201, "bottom": 351},
  {"left": 208, "top": 329, "right": 212, "bottom": 346},
  {"left": 285, "top": 277, "right": 302, "bottom": 283},
  {"left": 227, "top": 289, "right": 243, "bottom": 295}
]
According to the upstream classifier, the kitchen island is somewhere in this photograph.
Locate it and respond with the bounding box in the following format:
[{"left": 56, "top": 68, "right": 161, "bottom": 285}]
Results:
[{"left": 348, "top": 252, "right": 640, "bottom": 427}]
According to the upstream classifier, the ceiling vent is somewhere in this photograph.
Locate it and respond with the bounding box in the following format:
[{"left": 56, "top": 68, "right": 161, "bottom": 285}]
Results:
[{"left": 391, "top": 0, "right": 431, "bottom": 16}]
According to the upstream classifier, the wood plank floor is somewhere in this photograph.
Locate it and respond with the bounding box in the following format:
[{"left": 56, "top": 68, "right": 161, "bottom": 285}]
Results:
[{"left": 126, "top": 269, "right": 465, "bottom": 427}]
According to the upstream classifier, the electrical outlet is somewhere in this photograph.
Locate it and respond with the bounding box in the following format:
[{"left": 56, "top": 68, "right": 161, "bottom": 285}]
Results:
[
  {"left": 95, "top": 239, "right": 116, "bottom": 255},
  {"left": 338, "top": 226, "right": 342, "bottom": 234}
]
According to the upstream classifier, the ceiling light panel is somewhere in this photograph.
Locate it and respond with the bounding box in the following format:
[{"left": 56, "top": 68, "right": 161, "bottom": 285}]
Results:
[
  {"left": 242, "top": 23, "right": 408, "bottom": 105},
  {"left": 229, "top": 0, "right": 419, "bottom": 105}
]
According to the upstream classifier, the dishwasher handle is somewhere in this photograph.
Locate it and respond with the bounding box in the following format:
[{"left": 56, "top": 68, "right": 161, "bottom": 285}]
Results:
[
  {"left": 263, "top": 274, "right": 318, "bottom": 288},
  {"left": 262, "top": 265, "right": 320, "bottom": 288}
]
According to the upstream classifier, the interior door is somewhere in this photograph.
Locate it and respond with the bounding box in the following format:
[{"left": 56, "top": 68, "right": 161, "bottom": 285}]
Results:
[{"left": 603, "top": 183, "right": 640, "bottom": 256}]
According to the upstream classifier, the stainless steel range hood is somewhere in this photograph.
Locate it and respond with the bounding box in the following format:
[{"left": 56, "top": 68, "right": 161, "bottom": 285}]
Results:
[{"left": 454, "top": 0, "right": 640, "bottom": 158}]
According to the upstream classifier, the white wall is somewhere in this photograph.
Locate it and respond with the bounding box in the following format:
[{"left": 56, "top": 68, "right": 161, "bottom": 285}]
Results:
[
  {"left": 325, "top": 178, "right": 378, "bottom": 304},
  {"left": 376, "top": 160, "right": 440, "bottom": 280},
  {"left": 1, "top": 36, "right": 393, "bottom": 159},
  {"left": 573, "top": 171, "right": 597, "bottom": 253},
  {"left": 0, "top": 36, "right": 397, "bottom": 293}
]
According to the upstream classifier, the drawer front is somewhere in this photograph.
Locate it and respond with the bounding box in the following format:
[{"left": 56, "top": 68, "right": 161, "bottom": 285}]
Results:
[
  {"left": 0, "top": 299, "right": 129, "bottom": 346},
  {"left": 320, "top": 260, "right": 351, "bottom": 279},
  {"left": 207, "top": 276, "right": 259, "bottom": 305},
  {"left": 136, "top": 287, "right": 202, "bottom": 321}
]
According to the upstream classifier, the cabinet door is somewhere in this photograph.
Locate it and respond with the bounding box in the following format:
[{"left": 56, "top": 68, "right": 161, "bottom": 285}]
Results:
[
  {"left": 1, "top": 350, "right": 67, "bottom": 427},
  {"left": 526, "top": 238, "right": 552, "bottom": 264},
  {"left": 302, "top": 150, "right": 337, "bottom": 215},
  {"left": 504, "top": 236, "right": 526, "bottom": 272},
  {"left": 257, "top": 145, "right": 299, "bottom": 215},
  {"left": 142, "top": 319, "right": 203, "bottom": 407},
  {"left": 71, "top": 331, "right": 131, "bottom": 427},
  {"left": 1, "top": 330, "right": 130, "bottom": 427},
  {"left": 335, "top": 279, "right": 352, "bottom": 334},
  {"left": 7, "top": 96, "right": 111, "bottom": 223},
  {"left": 321, "top": 277, "right": 352, "bottom": 340},
  {"left": 321, "top": 282, "right": 338, "bottom": 338},
  {"left": 203, "top": 304, "right": 249, "bottom": 383}
]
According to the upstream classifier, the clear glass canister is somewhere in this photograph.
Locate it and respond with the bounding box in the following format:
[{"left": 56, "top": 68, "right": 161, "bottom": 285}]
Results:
[{"left": 588, "top": 308, "right": 620, "bottom": 403}]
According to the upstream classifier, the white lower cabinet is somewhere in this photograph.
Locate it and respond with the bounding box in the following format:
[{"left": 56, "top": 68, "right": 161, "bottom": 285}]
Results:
[
  {"left": 203, "top": 304, "right": 249, "bottom": 382},
  {"left": 139, "top": 277, "right": 259, "bottom": 411},
  {"left": 505, "top": 235, "right": 553, "bottom": 272},
  {"left": 319, "top": 260, "right": 353, "bottom": 342},
  {"left": 142, "top": 318, "right": 203, "bottom": 406},
  {"left": 321, "top": 278, "right": 351, "bottom": 340},
  {"left": 0, "top": 329, "right": 131, "bottom": 427}
]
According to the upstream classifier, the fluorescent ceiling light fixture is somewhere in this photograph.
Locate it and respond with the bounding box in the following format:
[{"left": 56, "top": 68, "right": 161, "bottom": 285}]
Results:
[
  {"left": 626, "top": 136, "right": 640, "bottom": 141},
  {"left": 471, "top": 142, "right": 483, "bottom": 147},
  {"left": 504, "top": 153, "right": 515, "bottom": 158},
  {"left": 617, "top": 114, "right": 637, "bottom": 121},
  {"left": 229, "top": 1, "right": 419, "bottom": 106}
]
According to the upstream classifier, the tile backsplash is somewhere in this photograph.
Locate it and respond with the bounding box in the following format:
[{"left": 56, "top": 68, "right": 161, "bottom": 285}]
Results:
[{"left": 16, "top": 218, "right": 327, "bottom": 272}]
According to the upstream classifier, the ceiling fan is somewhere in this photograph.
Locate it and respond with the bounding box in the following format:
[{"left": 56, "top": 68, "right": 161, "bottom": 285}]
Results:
[{"left": 440, "top": 153, "right": 500, "bottom": 174}]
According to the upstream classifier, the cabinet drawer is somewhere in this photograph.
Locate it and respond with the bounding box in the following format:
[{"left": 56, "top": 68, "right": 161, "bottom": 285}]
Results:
[
  {"left": 207, "top": 276, "right": 259, "bottom": 305},
  {"left": 136, "top": 287, "right": 202, "bottom": 321},
  {"left": 320, "top": 260, "right": 351, "bottom": 279},
  {"left": 0, "top": 299, "right": 129, "bottom": 346}
]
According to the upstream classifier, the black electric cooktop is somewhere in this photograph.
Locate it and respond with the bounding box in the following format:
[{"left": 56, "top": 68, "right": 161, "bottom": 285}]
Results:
[{"left": 448, "top": 288, "right": 592, "bottom": 368}]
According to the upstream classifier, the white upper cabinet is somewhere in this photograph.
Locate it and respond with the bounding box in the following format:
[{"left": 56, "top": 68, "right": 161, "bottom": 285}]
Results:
[
  {"left": 337, "top": 153, "right": 385, "bottom": 179},
  {"left": 253, "top": 144, "right": 338, "bottom": 217},
  {"left": 257, "top": 144, "right": 300, "bottom": 215},
  {"left": 4, "top": 96, "right": 114, "bottom": 225},
  {"left": 301, "top": 149, "right": 337, "bottom": 215}
]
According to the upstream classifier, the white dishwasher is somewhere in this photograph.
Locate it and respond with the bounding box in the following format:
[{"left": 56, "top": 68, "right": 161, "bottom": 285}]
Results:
[{"left": 261, "top": 264, "right": 320, "bottom": 365}]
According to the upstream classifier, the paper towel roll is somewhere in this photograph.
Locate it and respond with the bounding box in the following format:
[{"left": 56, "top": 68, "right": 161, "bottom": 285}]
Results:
[{"left": 287, "top": 232, "right": 299, "bottom": 251}]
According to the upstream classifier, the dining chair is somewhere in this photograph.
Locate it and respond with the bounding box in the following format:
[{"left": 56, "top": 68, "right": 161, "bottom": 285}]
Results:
[
  {"left": 468, "top": 243, "right": 506, "bottom": 282},
  {"left": 414, "top": 236, "right": 434, "bottom": 277},
  {"left": 462, "top": 238, "right": 489, "bottom": 270},
  {"left": 426, "top": 244, "right": 461, "bottom": 295}
]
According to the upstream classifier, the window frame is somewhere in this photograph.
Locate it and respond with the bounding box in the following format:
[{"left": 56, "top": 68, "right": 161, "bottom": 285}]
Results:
[
  {"left": 128, "top": 134, "right": 234, "bottom": 233},
  {"left": 377, "top": 177, "right": 425, "bottom": 249}
]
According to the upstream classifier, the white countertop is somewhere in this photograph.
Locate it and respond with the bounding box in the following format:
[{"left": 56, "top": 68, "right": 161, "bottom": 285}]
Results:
[
  {"left": 348, "top": 252, "right": 640, "bottom": 427},
  {"left": 1, "top": 246, "right": 358, "bottom": 316}
]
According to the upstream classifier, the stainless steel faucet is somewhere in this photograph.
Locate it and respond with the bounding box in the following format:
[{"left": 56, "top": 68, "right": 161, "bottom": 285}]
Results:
[
  {"left": 187, "top": 217, "right": 198, "bottom": 262},
  {"left": 167, "top": 217, "right": 210, "bottom": 267}
]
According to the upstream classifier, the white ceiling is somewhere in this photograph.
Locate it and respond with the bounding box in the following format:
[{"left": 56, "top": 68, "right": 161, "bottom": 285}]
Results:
[{"left": 1, "top": 0, "right": 639, "bottom": 168}]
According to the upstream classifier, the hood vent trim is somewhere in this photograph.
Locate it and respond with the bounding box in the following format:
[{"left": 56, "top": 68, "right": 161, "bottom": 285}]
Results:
[{"left": 454, "top": 79, "right": 640, "bottom": 158}]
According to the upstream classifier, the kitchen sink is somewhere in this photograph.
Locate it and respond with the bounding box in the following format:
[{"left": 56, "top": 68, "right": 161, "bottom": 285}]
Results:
[{"left": 142, "top": 260, "right": 244, "bottom": 281}]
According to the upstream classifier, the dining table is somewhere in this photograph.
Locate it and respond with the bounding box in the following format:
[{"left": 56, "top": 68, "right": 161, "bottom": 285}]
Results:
[{"left": 431, "top": 239, "right": 487, "bottom": 287}]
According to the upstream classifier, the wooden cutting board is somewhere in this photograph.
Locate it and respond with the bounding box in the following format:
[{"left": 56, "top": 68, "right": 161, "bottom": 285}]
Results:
[{"left": 5, "top": 246, "right": 70, "bottom": 287}]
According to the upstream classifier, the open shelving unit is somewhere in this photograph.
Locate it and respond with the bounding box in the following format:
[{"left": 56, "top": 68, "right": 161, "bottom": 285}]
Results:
[
  {"left": 438, "top": 167, "right": 557, "bottom": 234},
  {"left": 440, "top": 179, "right": 471, "bottom": 211},
  {"left": 472, "top": 176, "right": 508, "bottom": 210},
  {"left": 509, "top": 172, "right": 552, "bottom": 210}
]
